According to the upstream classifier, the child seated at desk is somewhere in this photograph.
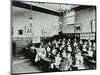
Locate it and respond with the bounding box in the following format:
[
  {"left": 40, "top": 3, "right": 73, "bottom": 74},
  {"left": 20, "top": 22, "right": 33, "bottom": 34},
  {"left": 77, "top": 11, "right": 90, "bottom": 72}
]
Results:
[
  {"left": 35, "top": 48, "right": 41, "bottom": 62},
  {"left": 80, "top": 40, "right": 83, "bottom": 44},
  {"left": 47, "top": 42, "right": 51, "bottom": 46},
  {"left": 47, "top": 46, "right": 51, "bottom": 53},
  {"left": 62, "top": 50, "right": 67, "bottom": 58},
  {"left": 41, "top": 47, "right": 46, "bottom": 58},
  {"left": 88, "top": 40, "right": 92, "bottom": 47},
  {"left": 93, "top": 43, "right": 96, "bottom": 51},
  {"left": 52, "top": 47, "right": 57, "bottom": 56},
  {"left": 30, "top": 45, "right": 36, "bottom": 52},
  {"left": 75, "top": 51, "right": 84, "bottom": 69},
  {"left": 55, "top": 42, "right": 59, "bottom": 48},
  {"left": 50, "top": 53, "right": 62, "bottom": 69},
  {"left": 64, "top": 59, "right": 72, "bottom": 70},
  {"left": 67, "top": 45, "right": 72, "bottom": 52},
  {"left": 74, "top": 41, "right": 78, "bottom": 47},
  {"left": 46, "top": 46, "right": 51, "bottom": 57},
  {"left": 82, "top": 44, "right": 87, "bottom": 52},
  {"left": 88, "top": 46, "right": 93, "bottom": 57},
  {"left": 35, "top": 45, "right": 46, "bottom": 62},
  {"left": 67, "top": 53, "right": 72, "bottom": 67},
  {"left": 61, "top": 42, "right": 65, "bottom": 48},
  {"left": 66, "top": 40, "right": 70, "bottom": 46},
  {"left": 75, "top": 46, "right": 80, "bottom": 53},
  {"left": 79, "top": 40, "right": 83, "bottom": 50}
]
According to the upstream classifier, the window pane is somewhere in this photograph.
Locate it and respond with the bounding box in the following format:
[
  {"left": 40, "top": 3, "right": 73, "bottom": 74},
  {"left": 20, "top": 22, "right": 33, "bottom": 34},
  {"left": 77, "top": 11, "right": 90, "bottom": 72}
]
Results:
[{"left": 66, "top": 16, "right": 75, "bottom": 24}]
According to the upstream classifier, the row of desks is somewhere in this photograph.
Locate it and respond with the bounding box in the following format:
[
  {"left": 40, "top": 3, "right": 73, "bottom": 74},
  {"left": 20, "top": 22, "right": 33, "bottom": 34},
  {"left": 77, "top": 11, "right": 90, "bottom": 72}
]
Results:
[{"left": 21, "top": 47, "right": 96, "bottom": 72}]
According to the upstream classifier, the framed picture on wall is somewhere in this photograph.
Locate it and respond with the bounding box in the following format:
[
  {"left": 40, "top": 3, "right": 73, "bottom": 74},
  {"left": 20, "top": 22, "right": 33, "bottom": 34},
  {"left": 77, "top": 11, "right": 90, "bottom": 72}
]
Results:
[
  {"left": 91, "top": 19, "right": 96, "bottom": 32},
  {"left": 18, "top": 29, "right": 23, "bottom": 35},
  {"left": 42, "top": 28, "right": 50, "bottom": 37},
  {"left": 25, "top": 24, "right": 33, "bottom": 35},
  {"left": 74, "top": 24, "right": 82, "bottom": 33}
]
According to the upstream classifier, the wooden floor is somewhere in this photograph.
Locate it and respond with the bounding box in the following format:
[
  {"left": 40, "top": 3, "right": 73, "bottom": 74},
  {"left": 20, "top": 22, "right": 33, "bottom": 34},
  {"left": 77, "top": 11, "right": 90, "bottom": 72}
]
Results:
[
  {"left": 12, "top": 56, "right": 92, "bottom": 74},
  {"left": 12, "top": 57, "right": 42, "bottom": 74}
]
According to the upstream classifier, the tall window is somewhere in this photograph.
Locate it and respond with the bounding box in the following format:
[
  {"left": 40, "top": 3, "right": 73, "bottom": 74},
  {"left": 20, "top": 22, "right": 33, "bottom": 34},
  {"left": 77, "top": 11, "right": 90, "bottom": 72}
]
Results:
[{"left": 65, "top": 10, "right": 75, "bottom": 25}]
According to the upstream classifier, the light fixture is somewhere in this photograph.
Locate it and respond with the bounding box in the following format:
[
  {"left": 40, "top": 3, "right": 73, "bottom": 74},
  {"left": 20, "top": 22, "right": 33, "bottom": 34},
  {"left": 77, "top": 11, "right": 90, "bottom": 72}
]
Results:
[
  {"left": 29, "top": 3, "right": 33, "bottom": 25},
  {"left": 59, "top": 3, "right": 62, "bottom": 25},
  {"left": 27, "top": 3, "right": 34, "bottom": 36},
  {"left": 66, "top": 5, "right": 71, "bottom": 13},
  {"left": 59, "top": 22, "right": 62, "bottom": 25}
]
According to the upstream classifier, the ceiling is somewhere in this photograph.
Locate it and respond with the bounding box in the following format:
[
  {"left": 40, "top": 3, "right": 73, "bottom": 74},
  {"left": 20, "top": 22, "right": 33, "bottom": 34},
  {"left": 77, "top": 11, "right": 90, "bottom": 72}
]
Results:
[
  {"left": 12, "top": 1, "right": 93, "bottom": 16},
  {"left": 23, "top": 2, "right": 79, "bottom": 12}
]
